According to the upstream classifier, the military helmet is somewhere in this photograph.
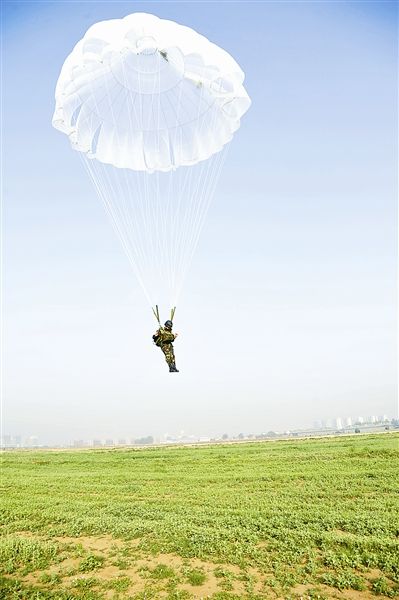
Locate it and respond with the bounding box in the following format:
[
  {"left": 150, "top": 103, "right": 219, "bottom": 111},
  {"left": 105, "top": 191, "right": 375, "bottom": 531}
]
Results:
[{"left": 164, "top": 320, "right": 173, "bottom": 329}]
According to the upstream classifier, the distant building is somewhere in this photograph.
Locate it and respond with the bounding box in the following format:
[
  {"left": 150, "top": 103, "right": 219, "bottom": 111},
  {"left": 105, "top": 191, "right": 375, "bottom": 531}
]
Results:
[
  {"left": 73, "top": 440, "right": 84, "bottom": 448},
  {"left": 26, "top": 436, "right": 39, "bottom": 447},
  {"left": 370, "top": 416, "right": 377, "bottom": 424},
  {"left": 357, "top": 417, "right": 364, "bottom": 424},
  {"left": 105, "top": 439, "right": 114, "bottom": 446},
  {"left": 92, "top": 439, "right": 102, "bottom": 447},
  {"left": 3, "top": 435, "right": 23, "bottom": 448},
  {"left": 2, "top": 435, "right": 12, "bottom": 447},
  {"left": 117, "top": 439, "right": 126, "bottom": 446},
  {"left": 134, "top": 436, "right": 154, "bottom": 445},
  {"left": 344, "top": 417, "right": 352, "bottom": 427},
  {"left": 335, "top": 418, "right": 343, "bottom": 430}
]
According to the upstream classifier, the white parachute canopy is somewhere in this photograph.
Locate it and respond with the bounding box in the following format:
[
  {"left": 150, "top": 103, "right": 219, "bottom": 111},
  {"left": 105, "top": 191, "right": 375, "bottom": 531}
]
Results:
[{"left": 53, "top": 13, "right": 250, "bottom": 312}]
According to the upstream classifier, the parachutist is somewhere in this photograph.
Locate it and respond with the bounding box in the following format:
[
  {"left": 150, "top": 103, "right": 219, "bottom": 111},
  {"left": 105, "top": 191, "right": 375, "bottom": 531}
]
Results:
[{"left": 153, "top": 320, "right": 179, "bottom": 372}]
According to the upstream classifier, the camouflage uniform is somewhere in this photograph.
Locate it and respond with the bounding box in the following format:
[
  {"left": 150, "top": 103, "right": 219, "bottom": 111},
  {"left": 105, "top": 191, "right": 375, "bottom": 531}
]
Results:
[{"left": 155, "top": 327, "right": 176, "bottom": 367}]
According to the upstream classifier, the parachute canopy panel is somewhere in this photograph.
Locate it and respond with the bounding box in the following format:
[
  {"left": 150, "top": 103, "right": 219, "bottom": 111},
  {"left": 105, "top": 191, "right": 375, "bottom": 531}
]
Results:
[{"left": 52, "top": 12, "right": 251, "bottom": 172}]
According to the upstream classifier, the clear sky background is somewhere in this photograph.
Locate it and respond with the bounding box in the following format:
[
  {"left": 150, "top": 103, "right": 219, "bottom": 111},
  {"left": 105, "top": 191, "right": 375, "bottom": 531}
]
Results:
[{"left": 3, "top": 0, "right": 397, "bottom": 445}]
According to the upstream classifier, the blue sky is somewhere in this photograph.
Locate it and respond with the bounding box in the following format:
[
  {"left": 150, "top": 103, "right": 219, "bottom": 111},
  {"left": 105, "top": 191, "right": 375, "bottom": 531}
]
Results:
[{"left": 3, "top": 1, "right": 397, "bottom": 444}]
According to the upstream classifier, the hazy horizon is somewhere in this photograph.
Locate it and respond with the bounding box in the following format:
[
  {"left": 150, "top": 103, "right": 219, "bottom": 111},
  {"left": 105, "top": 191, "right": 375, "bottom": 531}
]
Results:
[{"left": 3, "top": 1, "right": 397, "bottom": 446}]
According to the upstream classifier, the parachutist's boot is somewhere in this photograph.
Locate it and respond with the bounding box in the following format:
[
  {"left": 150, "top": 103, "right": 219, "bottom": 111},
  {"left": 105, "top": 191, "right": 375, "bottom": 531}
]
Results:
[{"left": 169, "top": 364, "right": 179, "bottom": 372}]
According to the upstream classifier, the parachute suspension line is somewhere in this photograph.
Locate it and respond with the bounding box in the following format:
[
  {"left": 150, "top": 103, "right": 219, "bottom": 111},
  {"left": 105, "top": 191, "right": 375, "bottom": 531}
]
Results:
[
  {"left": 171, "top": 106, "right": 229, "bottom": 300},
  {"left": 170, "top": 71, "right": 197, "bottom": 257},
  {"left": 166, "top": 67, "right": 215, "bottom": 303},
  {"left": 80, "top": 156, "right": 153, "bottom": 308},
  {"left": 79, "top": 62, "right": 155, "bottom": 307},
  {"left": 163, "top": 76, "right": 181, "bottom": 298},
  {"left": 176, "top": 145, "right": 230, "bottom": 301}
]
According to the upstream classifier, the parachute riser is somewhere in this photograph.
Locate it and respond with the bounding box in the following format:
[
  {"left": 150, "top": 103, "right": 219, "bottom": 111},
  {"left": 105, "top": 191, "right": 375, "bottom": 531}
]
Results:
[
  {"left": 152, "top": 305, "right": 161, "bottom": 326},
  {"left": 152, "top": 305, "right": 176, "bottom": 326}
]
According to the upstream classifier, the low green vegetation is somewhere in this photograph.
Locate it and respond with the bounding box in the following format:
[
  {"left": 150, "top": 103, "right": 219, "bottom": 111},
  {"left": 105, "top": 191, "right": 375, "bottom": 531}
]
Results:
[
  {"left": 1, "top": 433, "right": 398, "bottom": 598},
  {"left": 78, "top": 554, "right": 105, "bottom": 573},
  {"left": 185, "top": 568, "right": 206, "bottom": 586},
  {"left": 0, "top": 536, "right": 60, "bottom": 575}
]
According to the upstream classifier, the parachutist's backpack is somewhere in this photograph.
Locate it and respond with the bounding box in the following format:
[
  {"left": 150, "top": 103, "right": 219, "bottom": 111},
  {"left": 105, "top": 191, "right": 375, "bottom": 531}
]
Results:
[{"left": 152, "top": 330, "right": 162, "bottom": 347}]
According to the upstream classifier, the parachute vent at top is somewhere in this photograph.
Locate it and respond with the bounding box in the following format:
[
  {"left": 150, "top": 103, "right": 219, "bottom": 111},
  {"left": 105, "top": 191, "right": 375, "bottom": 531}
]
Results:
[{"left": 52, "top": 12, "right": 251, "bottom": 172}]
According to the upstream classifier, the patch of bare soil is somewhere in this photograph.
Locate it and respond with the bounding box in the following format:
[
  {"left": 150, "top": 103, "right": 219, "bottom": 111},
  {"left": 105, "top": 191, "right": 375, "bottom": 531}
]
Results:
[
  {"left": 332, "top": 529, "right": 358, "bottom": 538},
  {"left": 126, "top": 553, "right": 244, "bottom": 597},
  {"left": 362, "top": 568, "right": 384, "bottom": 581},
  {"left": 53, "top": 534, "right": 126, "bottom": 552},
  {"left": 22, "top": 557, "right": 81, "bottom": 585},
  {"left": 288, "top": 581, "right": 382, "bottom": 600},
  {"left": 6, "top": 534, "right": 392, "bottom": 599},
  {"left": 11, "top": 531, "right": 40, "bottom": 538}
]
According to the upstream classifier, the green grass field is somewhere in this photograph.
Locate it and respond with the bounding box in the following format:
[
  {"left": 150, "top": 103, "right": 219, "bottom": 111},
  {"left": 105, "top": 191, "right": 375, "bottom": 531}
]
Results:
[{"left": 1, "top": 433, "right": 398, "bottom": 599}]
